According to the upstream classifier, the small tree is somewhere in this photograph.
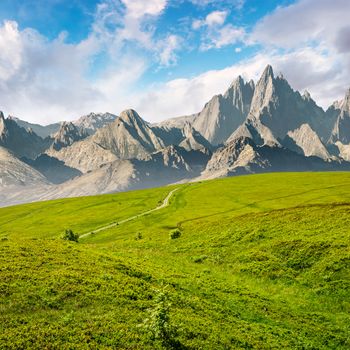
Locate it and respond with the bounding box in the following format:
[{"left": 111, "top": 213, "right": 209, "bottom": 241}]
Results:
[
  {"left": 169, "top": 229, "right": 181, "bottom": 240},
  {"left": 144, "top": 291, "right": 175, "bottom": 348},
  {"left": 62, "top": 229, "right": 79, "bottom": 242}
]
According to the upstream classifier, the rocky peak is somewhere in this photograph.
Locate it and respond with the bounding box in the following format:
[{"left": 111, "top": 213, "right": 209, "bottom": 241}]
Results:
[
  {"left": 74, "top": 112, "right": 117, "bottom": 135},
  {"left": 193, "top": 74, "right": 254, "bottom": 145},
  {"left": 119, "top": 109, "right": 145, "bottom": 126},
  {"left": 52, "top": 121, "right": 88, "bottom": 151},
  {"left": 261, "top": 64, "right": 274, "bottom": 82},
  {"left": 249, "top": 65, "right": 276, "bottom": 117}
]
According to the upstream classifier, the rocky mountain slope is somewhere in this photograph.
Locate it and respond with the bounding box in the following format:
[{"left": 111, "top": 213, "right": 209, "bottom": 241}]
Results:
[
  {"left": 0, "top": 146, "right": 49, "bottom": 189},
  {"left": 283, "top": 124, "right": 331, "bottom": 160}
]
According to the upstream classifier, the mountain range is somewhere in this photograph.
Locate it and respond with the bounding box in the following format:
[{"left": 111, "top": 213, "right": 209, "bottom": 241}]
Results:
[{"left": 1, "top": 64, "right": 350, "bottom": 206}]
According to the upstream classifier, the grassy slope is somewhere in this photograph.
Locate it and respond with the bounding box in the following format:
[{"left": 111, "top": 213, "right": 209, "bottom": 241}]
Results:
[{"left": 0, "top": 172, "right": 349, "bottom": 349}]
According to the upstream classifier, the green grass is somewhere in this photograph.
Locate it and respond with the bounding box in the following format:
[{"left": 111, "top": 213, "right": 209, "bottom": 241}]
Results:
[{"left": 0, "top": 172, "right": 349, "bottom": 349}]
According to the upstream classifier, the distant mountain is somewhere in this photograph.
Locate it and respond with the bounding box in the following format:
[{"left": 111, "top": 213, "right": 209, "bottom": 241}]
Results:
[
  {"left": 0, "top": 112, "right": 49, "bottom": 159},
  {"left": 153, "top": 114, "right": 197, "bottom": 130},
  {"left": 9, "top": 116, "right": 61, "bottom": 138},
  {"left": 73, "top": 112, "right": 118, "bottom": 135}
]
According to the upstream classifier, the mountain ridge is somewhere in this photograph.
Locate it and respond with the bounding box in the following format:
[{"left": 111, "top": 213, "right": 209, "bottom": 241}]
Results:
[{"left": 1, "top": 64, "right": 350, "bottom": 206}]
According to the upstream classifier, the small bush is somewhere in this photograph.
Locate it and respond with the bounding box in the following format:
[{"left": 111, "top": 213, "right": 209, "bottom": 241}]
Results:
[
  {"left": 135, "top": 232, "right": 143, "bottom": 240},
  {"left": 192, "top": 255, "right": 208, "bottom": 263},
  {"left": 144, "top": 290, "right": 178, "bottom": 348},
  {"left": 169, "top": 229, "right": 181, "bottom": 240},
  {"left": 62, "top": 229, "right": 79, "bottom": 242}
]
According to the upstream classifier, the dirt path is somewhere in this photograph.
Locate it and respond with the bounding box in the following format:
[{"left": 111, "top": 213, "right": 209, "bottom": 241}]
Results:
[{"left": 80, "top": 187, "right": 179, "bottom": 239}]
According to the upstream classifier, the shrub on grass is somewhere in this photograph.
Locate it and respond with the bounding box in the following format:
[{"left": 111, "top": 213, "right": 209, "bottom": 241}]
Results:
[
  {"left": 135, "top": 232, "right": 143, "bottom": 240},
  {"left": 62, "top": 229, "right": 79, "bottom": 242},
  {"left": 144, "top": 291, "right": 178, "bottom": 348},
  {"left": 169, "top": 229, "right": 181, "bottom": 240}
]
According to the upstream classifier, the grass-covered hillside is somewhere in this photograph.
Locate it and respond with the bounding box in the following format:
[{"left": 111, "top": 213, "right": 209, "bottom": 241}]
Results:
[{"left": 1, "top": 172, "right": 350, "bottom": 349}]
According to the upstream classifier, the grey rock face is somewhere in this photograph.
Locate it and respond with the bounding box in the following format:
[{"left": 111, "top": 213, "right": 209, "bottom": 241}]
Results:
[
  {"left": 0, "top": 146, "right": 49, "bottom": 188},
  {"left": 51, "top": 122, "right": 89, "bottom": 151},
  {"left": 329, "top": 89, "right": 350, "bottom": 144},
  {"left": 179, "top": 122, "right": 213, "bottom": 154},
  {"left": 0, "top": 112, "right": 49, "bottom": 159},
  {"left": 192, "top": 75, "right": 254, "bottom": 145},
  {"left": 284, "top": 123, "right": 330, "bottom": 160}
]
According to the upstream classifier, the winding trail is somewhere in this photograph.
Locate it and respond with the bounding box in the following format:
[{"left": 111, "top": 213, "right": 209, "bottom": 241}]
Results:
[{"left": 80, "top": 187, "right": 179, "bottom": 239}]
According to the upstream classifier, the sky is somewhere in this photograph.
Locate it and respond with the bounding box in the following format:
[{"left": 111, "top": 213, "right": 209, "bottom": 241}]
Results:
[{"left": 0, "top": 0, "right": 349, "bottom": 124}]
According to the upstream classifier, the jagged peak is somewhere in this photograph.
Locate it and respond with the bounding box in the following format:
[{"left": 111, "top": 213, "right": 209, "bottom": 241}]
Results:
[
  {"left": 230, "top": 75, "right": 244, "bottom": 88},
  {"left": 261, "top": 64, "right": 274, "bottom": 80},
  {"left": 119, "top": 109, "right": 146, "bottom": 126},
  {"left": 0, "top": 111, "right": 5, "bottom": 121},
  {"left": 248, "top": 79, "right": 255, "bottom": 90}
]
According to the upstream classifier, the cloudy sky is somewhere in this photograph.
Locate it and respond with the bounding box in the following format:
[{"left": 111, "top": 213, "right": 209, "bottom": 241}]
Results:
[{"left": 0, "top": 0, "right": 349, "bottom": 124}]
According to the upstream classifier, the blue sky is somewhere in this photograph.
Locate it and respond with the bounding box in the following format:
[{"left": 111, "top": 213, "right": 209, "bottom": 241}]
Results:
[{"left": 0, "top": 0, "right": 349, "bottom": 123}]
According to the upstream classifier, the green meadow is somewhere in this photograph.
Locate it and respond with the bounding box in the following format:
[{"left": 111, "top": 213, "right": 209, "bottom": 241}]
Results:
[{"left": 0, "top": 172, "right": 349, "bottom": 349}]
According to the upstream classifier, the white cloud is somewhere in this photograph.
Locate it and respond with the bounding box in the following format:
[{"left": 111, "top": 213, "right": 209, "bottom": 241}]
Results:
[
  {"left": 192, "top": 10, "right": 228, "bottom": 29},
  {"left": 192, "top": 9, "right": 245, "bottom": 50},
  {"left": 121, "top": 0, "right": 167, "bottom": 18},
  {"left": 252, "top": 0, "right": 350, "bottom": 51},
  {"left": 201, "top": 24, "right": 245, "bottom": 50},
  {"left": 0, "top": 21, "right": 22, "bottom": 81},
  {"left": 205, "top": 10, "right": 228, "bottom": 26},
  {"left": 189, "top": 0, "right": 245, "bottom": 9},
  {"left": 0, "top": 0, "right": 182, "bottom": 123},
  {"left": 158, "top": 34, "right": 182, "bottom": 66}
]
